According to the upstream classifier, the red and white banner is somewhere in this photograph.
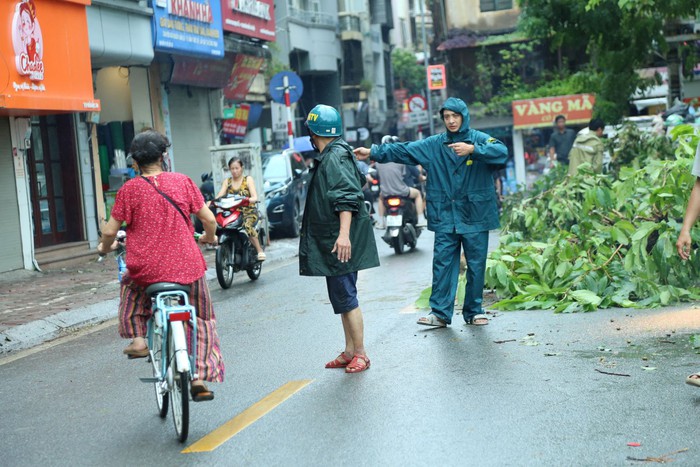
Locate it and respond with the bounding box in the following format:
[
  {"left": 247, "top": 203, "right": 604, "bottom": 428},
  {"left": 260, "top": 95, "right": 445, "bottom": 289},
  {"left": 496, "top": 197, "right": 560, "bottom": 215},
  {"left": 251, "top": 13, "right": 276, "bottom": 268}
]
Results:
[{"left": 224, "top": 54, "right": 265, "bottom": 101}]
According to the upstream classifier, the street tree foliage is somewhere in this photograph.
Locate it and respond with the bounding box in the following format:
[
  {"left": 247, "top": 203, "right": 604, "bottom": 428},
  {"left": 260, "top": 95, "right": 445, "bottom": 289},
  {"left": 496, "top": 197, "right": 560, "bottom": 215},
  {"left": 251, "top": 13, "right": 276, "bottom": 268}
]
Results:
[
  {"left": 518, "top": 0, "right": 700, "bottom": 122},
  {"left": 391, "top": 48, "right": 426, "bottom": 94},
  {"left": 485, "top": 125, "right": 700, "bottom": 312}
]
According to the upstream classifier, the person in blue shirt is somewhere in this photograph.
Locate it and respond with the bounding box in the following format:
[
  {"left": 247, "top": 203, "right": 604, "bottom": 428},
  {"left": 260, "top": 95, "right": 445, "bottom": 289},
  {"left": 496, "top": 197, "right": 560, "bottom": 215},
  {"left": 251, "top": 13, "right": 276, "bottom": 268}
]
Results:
[{"left": 355, "top": 97, "right": 507, "bottom": 327}]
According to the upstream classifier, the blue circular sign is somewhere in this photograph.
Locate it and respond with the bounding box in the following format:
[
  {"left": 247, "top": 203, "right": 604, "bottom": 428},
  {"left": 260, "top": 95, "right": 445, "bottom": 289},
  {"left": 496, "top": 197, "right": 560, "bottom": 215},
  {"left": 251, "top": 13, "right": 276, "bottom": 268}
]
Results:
[{"left": 269, "top": 71, "right": 304, "bottom": 104}]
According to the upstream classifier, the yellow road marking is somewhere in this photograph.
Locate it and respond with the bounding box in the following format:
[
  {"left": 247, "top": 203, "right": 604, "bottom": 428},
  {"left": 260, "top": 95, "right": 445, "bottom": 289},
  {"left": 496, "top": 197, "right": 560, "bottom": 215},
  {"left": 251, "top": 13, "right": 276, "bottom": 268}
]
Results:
[
  {"left": 399, "top": 304, "right": 419, "bottom": 314},
  {"left": 182, "top": 379, "right": 313, "bottom": 453}
]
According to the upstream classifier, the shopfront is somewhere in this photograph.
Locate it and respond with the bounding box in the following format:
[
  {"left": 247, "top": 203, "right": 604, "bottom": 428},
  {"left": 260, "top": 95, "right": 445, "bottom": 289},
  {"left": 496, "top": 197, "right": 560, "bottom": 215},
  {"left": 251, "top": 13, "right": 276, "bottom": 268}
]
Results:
[
  {"left": 511, "top": 94, "right": 595, "bottom": 189},
  {"left": 0, "top": 0, "right": 99, "bottom": 272}
]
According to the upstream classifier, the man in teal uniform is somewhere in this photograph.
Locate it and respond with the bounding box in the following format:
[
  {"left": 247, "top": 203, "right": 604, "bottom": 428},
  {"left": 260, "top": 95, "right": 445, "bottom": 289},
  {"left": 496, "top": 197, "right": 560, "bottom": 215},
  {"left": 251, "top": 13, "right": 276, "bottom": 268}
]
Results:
[
  {"left": 299, "top": 104, "right": 379, "bottom": 372},
  {"left": 355, "top": 97, "right": 507, "bottom": 327}
]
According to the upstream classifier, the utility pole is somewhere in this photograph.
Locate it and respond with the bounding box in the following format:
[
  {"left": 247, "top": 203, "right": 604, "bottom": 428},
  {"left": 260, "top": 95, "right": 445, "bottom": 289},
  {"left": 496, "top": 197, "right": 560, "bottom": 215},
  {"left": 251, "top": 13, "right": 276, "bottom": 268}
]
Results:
[{"left": 419, "top": 0, "right": 434, "bottom": 135}]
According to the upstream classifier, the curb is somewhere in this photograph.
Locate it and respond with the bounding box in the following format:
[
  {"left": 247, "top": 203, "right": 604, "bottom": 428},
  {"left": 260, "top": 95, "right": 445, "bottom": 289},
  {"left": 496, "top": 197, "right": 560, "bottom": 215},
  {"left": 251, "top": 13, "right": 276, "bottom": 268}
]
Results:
[
  {"left": 0, "top": 298, "right": 119, "bottom": 355},
  {"left": 0, "top": 242, "right": 299, "bottom": 356}
]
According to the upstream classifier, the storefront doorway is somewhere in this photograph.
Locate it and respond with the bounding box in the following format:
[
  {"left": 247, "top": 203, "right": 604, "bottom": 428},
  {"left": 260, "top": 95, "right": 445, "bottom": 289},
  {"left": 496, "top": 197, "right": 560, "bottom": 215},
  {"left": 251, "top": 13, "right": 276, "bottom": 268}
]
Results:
[{"left": 27, "top": 115, "right": 83, "bottom": 247}]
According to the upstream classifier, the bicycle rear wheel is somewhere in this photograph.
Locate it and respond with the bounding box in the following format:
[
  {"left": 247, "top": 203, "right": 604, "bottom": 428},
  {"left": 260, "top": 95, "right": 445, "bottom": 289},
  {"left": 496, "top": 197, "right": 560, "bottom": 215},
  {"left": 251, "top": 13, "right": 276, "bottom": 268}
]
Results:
[
  {"left": 151, "top": 327, "right": 168, "bottom": 418},
  {"left": 168, "top": 328, "right": 190, "bottom": 443}
]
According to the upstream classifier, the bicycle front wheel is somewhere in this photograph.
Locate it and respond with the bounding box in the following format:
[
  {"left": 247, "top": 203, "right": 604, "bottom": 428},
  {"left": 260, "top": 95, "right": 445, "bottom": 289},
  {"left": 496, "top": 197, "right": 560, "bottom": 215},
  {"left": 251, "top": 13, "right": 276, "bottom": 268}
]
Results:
[
  {"left": 168, "top": 329, "right": 190, "bottom": 443},
  {"left": 151, "top": 327, "right": 168, "bottom": 418}
]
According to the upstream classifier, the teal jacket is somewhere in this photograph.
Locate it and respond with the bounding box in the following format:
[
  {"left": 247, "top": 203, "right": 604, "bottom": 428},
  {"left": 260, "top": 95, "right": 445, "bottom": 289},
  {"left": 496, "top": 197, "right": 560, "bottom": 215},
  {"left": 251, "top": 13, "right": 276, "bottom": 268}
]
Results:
[
  {"left": 299, "top": 138, "right": 380, "bottom": 277},
  {"left": 370, "top": 97, "right": 508, "bottom": 234}
]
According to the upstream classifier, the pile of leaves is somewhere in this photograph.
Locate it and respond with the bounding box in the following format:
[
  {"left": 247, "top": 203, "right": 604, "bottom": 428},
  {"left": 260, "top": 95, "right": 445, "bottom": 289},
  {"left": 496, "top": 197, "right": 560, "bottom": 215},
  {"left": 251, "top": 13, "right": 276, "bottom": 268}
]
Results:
[{"left": 485, "top": 125, "right": 700, "bottom": 312}]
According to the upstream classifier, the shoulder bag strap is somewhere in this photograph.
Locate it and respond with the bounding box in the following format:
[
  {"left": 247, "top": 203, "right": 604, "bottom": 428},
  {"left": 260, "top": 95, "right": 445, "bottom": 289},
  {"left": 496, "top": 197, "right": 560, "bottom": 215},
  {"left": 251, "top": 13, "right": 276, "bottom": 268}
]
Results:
[{"left": 141, "top": 176, "right": 191, "bottom": 226}]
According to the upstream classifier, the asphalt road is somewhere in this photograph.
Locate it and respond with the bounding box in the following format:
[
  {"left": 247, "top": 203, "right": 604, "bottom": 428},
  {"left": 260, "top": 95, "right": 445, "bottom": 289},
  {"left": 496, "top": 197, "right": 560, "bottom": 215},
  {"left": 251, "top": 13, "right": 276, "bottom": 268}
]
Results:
[{"left": 2, "top": 230, "right": 700, "bottom": 466}]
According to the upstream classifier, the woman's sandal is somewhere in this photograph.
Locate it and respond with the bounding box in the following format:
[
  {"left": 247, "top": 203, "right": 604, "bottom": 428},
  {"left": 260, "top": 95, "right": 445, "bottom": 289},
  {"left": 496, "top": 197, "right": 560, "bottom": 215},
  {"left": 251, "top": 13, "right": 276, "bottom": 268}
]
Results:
[
  {"left": 325, "top": 352, "right": 353, "bottom": 369},
  {"left": 122, "top": 342, "right": 149, "bottom": 359},
  {"left": 191, "top": 381, "right": 215, "bottom": 402},
  {"left": 345, "top": 354, "right": 370, "bottom": 373},
  {"left": 686, "top": 373, "right": 700, "bottom": 387}
]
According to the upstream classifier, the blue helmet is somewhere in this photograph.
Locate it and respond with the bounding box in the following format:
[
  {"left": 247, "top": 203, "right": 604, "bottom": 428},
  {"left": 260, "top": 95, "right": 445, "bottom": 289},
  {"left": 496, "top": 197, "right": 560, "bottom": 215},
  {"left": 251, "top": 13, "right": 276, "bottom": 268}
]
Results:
[{"left": 305, "top": 104, "right": 343, "bottom": 137}]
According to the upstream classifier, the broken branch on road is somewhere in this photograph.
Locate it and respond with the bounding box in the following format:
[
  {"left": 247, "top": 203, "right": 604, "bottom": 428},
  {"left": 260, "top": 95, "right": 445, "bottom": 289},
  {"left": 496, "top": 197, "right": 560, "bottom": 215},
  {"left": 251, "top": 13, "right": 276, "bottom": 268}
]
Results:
[{"left": 595, "top": 368, "right": 631, "bottom": 377}]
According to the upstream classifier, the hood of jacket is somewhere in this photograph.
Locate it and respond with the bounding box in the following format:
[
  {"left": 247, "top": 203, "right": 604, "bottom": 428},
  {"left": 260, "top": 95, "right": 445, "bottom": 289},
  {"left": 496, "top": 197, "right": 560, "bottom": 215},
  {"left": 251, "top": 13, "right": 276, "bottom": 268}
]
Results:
[
  {"left": 572, "top": 130, "right": 601, "bottom": 153},
  {"left": 440, "top": 97, "right": 471, "bottom": 142}
]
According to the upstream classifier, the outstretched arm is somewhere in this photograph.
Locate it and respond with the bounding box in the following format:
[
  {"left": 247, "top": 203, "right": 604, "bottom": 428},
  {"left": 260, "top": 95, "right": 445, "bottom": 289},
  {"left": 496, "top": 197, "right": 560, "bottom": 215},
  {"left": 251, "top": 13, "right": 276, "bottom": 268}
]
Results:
[{"left": 355, "top": 139, "right": 435, "bottom": 168}]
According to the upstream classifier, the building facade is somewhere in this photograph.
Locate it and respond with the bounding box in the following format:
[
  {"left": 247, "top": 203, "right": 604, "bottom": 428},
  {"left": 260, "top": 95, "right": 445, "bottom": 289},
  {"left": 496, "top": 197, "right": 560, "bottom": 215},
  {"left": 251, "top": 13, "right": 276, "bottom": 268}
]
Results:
[{"left": 0, "top": 0, "right": 273, "bottom": 274}]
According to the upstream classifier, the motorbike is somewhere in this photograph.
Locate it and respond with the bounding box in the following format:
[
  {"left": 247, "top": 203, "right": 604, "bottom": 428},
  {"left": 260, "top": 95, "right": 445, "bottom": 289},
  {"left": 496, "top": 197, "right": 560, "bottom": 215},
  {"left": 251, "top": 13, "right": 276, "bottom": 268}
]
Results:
[
  {"left": 382, "top": 195, "right": 422, "bottom": 255},
  {"left": 211, "top": 195, "right": 265, "bottom": 289}
]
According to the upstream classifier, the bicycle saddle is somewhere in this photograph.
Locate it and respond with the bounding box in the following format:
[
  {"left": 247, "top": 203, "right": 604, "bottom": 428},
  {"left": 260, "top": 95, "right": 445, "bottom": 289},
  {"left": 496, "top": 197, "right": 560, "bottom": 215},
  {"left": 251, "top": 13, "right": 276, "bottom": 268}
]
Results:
[{"left": 145, "top": 282, "right": 191, "bottom": 296}]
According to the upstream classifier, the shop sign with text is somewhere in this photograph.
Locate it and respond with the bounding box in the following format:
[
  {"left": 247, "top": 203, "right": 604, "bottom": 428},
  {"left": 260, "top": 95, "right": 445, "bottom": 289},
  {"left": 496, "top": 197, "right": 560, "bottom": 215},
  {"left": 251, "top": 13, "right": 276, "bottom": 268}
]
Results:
[
  {"left": 0, "top": 0, "right": 100, "bottom": 114},
  {"left": 512, "top": 94, "right": 595, "bottom": 129},
  {"left": 152, "top": 0, "right": 224, "bottom": 58},
  {"left": 221, "top": 0, "right": 275, "bottom": 41}
]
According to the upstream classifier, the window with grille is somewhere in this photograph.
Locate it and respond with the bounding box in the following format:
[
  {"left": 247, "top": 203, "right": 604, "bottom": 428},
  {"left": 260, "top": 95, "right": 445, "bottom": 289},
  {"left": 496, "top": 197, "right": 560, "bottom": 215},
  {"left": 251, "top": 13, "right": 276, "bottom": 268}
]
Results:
[{"left": 480, "top": 0, "right": 513, "bottom": 12}]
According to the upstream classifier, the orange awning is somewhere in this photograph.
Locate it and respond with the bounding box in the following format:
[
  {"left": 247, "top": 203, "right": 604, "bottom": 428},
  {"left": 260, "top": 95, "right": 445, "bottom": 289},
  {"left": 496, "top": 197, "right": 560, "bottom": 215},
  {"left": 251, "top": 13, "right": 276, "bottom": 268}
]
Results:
[{"left": 0, "top": 0, "right": 100, "bottom": 116}]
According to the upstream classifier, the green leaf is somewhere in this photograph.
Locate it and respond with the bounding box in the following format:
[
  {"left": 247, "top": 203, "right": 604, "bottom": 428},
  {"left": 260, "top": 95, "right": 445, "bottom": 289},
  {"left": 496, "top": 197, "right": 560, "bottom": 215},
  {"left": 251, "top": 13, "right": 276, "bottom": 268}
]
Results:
[
  {"left": 569, "top": 289, "right": 603, "bottom": 307},
  {"left": 555, "top": 262, "right": 570, "bottom": 279},
  {"left": 495, "top": 263, "right": 509, "bottom": 287}
]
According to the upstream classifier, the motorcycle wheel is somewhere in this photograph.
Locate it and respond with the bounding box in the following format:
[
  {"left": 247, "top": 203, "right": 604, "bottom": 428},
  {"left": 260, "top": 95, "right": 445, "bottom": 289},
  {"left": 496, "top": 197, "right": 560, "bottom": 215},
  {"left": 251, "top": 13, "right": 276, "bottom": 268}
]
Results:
[
  {"left": 392, "top": 232, "right": 405, "bottom": 255},
  {"left": 246, "top": 262, "right": 262, "bottom": 280},
  {"left": 215, "top": 243, "right": 234, "bottom": 289},
  {"left": 247, "top": 229, "right": 265, "bottom": 280}
]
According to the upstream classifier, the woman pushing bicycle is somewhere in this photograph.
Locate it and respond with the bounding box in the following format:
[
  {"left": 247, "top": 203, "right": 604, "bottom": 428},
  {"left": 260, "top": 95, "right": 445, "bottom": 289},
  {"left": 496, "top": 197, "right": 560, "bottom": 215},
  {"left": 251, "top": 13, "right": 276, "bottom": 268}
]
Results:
[{"left": 97, "top": 129, "right": 225, "bottom": 402}]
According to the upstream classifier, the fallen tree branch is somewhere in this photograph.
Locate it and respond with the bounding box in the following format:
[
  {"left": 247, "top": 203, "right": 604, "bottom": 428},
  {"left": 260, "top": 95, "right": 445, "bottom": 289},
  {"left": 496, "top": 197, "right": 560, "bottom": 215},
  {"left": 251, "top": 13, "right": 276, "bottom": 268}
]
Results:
[
  {"left": 493, "top": 339, "right": 517, "bottom": 344},
  {"left": 595, "top": 368, "right": 631, "bottom": 377},
  {"left": 627, "top": 447, "right": 688, "bottom": 463}
]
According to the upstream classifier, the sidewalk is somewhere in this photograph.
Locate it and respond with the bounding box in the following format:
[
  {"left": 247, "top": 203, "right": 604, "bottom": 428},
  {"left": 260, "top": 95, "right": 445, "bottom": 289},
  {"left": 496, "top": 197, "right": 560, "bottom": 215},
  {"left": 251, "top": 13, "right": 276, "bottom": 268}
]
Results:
[{"left": 0, "top": 238, "right": 299, "bottom": 355}]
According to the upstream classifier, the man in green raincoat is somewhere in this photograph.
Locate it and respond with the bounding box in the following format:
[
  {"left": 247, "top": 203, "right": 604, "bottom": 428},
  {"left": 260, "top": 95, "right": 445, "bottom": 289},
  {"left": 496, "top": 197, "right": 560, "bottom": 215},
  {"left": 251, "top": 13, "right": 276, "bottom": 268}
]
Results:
[
  {"left": 299, "top": 104, "right": 379, "bottom": 373},
  {"left": 355, "top": 97, "right": 507, "bottom": 327}
]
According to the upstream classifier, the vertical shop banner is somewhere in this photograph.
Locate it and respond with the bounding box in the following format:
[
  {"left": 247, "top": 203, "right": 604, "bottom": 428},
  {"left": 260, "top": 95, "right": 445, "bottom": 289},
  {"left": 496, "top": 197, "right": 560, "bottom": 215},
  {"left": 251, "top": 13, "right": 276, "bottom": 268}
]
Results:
[
  {"left": 152, "top": 0, "right": 224, "bottom": 58},
  {"left": 222, "top": 103, "right": 250, "bottom": 137},
  {"left": 0, "top": 0, "right": 100, "bottom": 113},
  {"left": 427, "top": 64, "right": 446, "bottom": 90},
  {"left": 512, "top": 94, "right": 596, "bottom": 129},
  {"left": 224, "top": 54, "right": 265, "bottom": 100},
  {"left": 221, "top": 0, "right": 275, "bottom": 41}
]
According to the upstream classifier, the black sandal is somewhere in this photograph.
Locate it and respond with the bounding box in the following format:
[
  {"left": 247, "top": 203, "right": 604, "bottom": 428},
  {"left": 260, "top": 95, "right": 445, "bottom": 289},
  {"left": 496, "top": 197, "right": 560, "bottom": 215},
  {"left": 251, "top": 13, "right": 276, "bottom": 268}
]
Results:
[{"left": 191, "top": 382, "right": 215, "bottom": 402}]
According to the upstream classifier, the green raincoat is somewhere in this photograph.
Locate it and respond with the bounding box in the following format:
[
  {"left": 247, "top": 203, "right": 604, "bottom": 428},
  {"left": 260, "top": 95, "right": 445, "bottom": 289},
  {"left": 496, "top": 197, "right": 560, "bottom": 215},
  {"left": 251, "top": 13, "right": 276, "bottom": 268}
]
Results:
[{"left": 299, "top": 138, "right": 379, "bottom": 277}]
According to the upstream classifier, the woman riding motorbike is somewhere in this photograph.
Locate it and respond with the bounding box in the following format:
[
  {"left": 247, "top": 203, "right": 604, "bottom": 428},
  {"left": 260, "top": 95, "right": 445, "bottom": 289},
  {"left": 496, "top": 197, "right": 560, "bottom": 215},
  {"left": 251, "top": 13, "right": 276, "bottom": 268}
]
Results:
[{"left": 214, "top": 157, "right": 266, "bottom": 261}]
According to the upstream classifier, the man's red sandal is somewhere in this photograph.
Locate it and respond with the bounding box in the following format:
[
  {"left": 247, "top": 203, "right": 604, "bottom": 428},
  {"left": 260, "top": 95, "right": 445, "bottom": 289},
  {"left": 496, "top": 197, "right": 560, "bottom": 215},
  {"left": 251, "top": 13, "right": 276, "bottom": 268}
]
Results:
[{"left": 346, "top": 354, "right": 370, "bottom": 373}]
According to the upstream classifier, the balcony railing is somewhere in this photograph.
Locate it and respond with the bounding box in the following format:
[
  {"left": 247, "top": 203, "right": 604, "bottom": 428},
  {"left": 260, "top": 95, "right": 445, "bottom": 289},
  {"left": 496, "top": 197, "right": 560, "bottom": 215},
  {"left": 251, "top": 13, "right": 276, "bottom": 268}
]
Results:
[{"left": 288, "top": 6, "right": 337, "bottom": 28}]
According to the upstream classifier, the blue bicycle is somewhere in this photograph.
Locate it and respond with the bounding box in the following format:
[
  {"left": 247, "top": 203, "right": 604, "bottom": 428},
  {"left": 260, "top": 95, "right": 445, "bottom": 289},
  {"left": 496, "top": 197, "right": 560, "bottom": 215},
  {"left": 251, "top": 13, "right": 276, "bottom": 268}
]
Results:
[{"left": 141, "top": 281, "right": 197, "bottom": 443}]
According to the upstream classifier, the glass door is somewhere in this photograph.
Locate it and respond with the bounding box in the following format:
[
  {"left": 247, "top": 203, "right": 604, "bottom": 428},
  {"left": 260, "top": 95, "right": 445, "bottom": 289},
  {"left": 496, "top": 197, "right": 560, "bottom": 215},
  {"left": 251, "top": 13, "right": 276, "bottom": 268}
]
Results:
[{"left": 27, "top": 115, "right": 83, "bottom": 247}]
